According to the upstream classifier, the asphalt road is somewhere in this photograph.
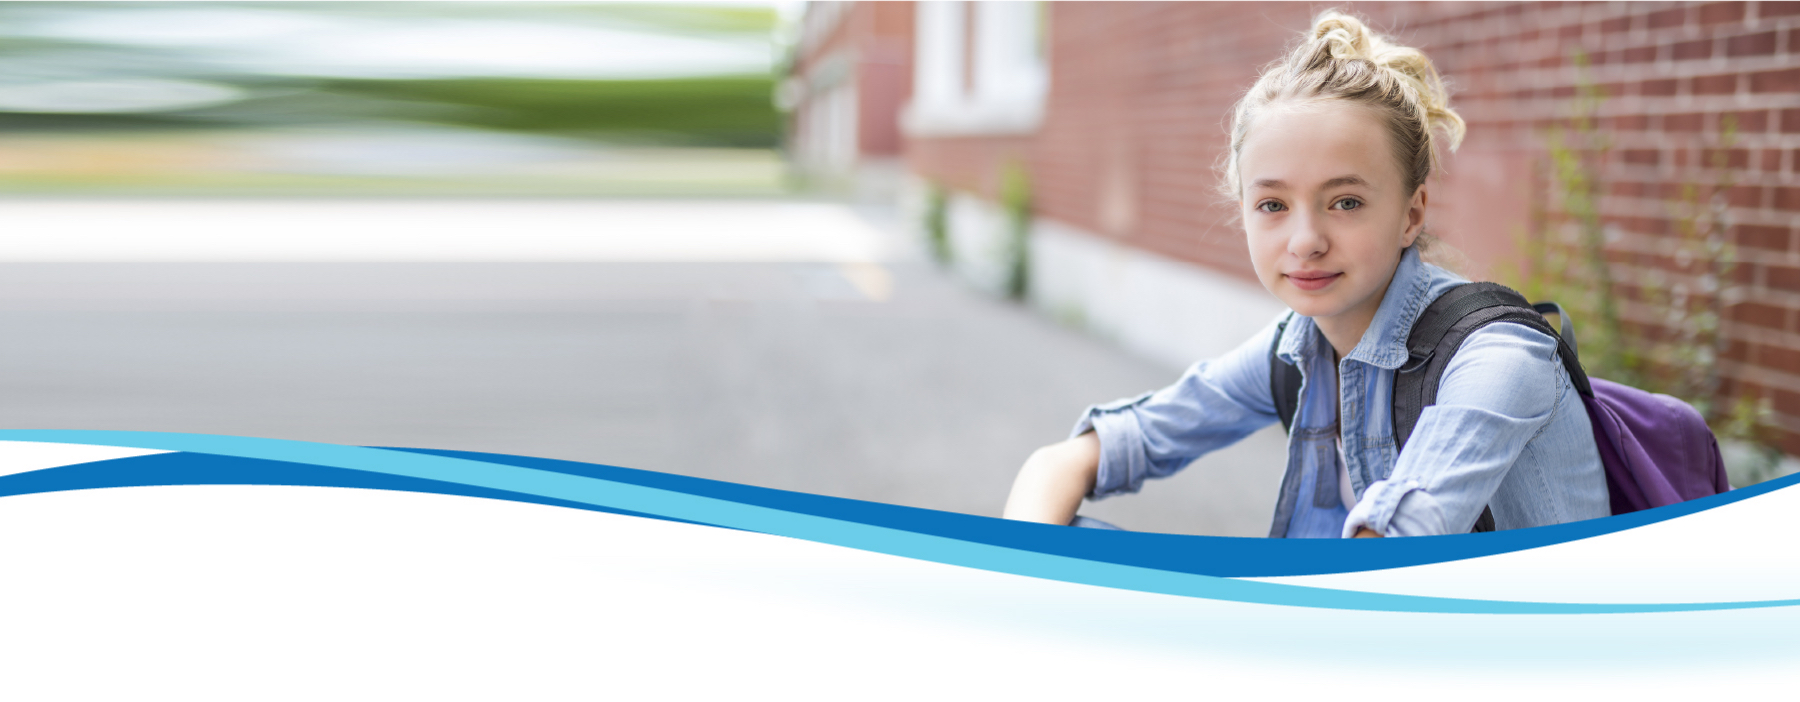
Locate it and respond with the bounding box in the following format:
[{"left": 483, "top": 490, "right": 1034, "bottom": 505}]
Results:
[{"left": 0, "top": 199, "right": 1286, "bottom": 535}]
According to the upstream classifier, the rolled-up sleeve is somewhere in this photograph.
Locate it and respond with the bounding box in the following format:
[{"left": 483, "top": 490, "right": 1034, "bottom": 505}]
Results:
[
  {"left": 1071, "top": 314, "right": 1285, "bottom": 499},
  {"left": 1343, "top": 322, "right": 1567, "bottom": 537}
]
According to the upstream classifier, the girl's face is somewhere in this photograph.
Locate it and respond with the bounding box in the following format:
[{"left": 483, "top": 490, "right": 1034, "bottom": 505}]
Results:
[{"left": 1238, "top": 101, "right": 1426, "bottom": 349}]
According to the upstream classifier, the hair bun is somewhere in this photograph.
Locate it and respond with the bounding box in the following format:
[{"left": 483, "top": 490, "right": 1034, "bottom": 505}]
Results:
[
  {"left": 1312, "top": 14, "right": 1375, "bottom": 62},
  {"left": 1302, "top": 11, "right": 1466, "bottom": 154}
]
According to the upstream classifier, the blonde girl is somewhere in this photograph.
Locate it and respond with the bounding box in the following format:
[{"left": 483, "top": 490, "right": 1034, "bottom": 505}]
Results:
[{"left": 1004, "top": 11, "right": 1609, "bottom": 538}]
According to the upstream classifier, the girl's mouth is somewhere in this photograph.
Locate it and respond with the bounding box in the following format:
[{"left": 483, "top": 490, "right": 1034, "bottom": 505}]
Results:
[{"left": 1286, "top": 272, "right": 1341, "bottom": 291}]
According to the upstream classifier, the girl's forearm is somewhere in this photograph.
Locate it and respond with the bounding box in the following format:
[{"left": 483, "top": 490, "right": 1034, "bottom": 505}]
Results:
[{"left": 1003, "top": 432, "right": 1101, "bottom": 525}]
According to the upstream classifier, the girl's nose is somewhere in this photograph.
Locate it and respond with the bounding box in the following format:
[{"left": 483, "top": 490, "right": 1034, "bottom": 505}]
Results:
[{"left": 1286, "top": 210, "right": 1329, "bottom": 260}]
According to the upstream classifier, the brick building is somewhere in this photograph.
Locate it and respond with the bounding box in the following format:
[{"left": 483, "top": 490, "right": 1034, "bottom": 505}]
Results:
[
  {"left": 782, "top": 1, "right": 915, "bottom": 192},
  {"left": 793, "top": 1, "right": 1800, "bottom": 461}
]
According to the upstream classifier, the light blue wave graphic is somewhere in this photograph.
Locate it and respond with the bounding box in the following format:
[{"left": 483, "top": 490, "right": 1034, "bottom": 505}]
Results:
[{"left": 0, "top": 429, "right": 1793, "bottom": 614}]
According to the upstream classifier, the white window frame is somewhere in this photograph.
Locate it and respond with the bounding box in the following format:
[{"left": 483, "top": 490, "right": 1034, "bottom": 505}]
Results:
[{"left": 902, "top": 1, "right": 1048, "bottom": 137}]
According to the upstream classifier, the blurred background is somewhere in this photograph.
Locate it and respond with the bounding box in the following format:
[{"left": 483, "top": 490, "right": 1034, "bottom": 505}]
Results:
[
  {"left": 2, "top": 1, "right": 1795, "bottom": 536},
  {"left": 0, "top": 1, "right": 786, "bottom": 194}
]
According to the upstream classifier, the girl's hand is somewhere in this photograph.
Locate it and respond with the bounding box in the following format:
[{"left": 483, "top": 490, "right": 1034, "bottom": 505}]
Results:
[
  {"left": 1353, "top": 527, "right": 1384, "bottom": 538},
  {"left": 1003, "top": 432, "right": 1101, "bottom": 525}
]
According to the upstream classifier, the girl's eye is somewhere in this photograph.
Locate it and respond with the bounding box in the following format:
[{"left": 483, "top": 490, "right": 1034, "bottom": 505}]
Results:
[
  {"left": 1333, "top": 198, "right": 1363, "bottom": 211},
  {"left": 1256, "top": 200, "right": 1286, "bottom": 213}
]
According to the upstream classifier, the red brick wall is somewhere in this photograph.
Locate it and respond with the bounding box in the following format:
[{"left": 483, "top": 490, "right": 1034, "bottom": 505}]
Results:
[
  {"left": 855, "top": 2, "right": 914, "bottom": 157},
  {"left": 1399, "top": 1, "right": 1800, "bottom": 452},
  {"left": 790, "top": 2, "right": 914, "bottom": 160},
  {"left": 909, "top": 2, "right": 1311, "bottom": 282},
  {"left": 906, "top": 1, "right": 1800, "bottom": 452}
]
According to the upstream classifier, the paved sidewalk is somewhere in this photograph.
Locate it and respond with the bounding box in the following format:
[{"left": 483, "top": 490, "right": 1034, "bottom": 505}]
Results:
[{"left": 0, "top": 199, "right": 1286, "bottom": 535}]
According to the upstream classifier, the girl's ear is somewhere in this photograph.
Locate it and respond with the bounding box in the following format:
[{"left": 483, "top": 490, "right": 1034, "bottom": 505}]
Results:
[{"left": 1400, "top": 186, "right": 1428, "bottom": 247}]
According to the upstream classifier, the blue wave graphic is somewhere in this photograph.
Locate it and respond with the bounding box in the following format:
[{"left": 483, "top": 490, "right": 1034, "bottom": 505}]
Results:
[{"left": 0, "top": 430, "right": 1794, "bottom": 614}]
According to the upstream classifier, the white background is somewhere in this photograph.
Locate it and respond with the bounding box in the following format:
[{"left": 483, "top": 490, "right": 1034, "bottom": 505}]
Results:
[{"left": 2, "top": 465, "right": 1798, "bottom": 700}]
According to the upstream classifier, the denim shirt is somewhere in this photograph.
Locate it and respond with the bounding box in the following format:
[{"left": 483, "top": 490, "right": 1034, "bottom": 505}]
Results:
[{"left": 1071, "top": 246, "right": 1610, "bottom": 538}]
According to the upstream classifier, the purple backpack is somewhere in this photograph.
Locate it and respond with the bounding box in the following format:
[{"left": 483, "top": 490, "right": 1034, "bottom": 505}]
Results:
[
  {"left": 1583, "top": 377, "right": 1732, "bottom": 513},
  {"left": 1271, "top": 282, "right": 1731, "bottom": 530}
]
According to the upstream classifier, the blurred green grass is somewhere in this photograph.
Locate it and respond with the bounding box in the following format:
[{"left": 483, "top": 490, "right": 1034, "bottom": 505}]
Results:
[
  {"left": 316, "top": 75, "right": 782, "bottom": 147},
  {"left": 0, "top": 2, "right": 791, "bottom": 196}
]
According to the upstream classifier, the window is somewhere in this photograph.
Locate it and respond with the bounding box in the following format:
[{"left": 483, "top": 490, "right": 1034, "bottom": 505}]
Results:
[{"left": 904, "top": 1, "right": 1048, "bottom": 136}]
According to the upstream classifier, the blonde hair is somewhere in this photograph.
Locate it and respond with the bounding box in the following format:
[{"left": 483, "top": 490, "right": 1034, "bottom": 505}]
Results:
[{"left": 1220, "top": 11, "right": 1467, "bottom": 262}]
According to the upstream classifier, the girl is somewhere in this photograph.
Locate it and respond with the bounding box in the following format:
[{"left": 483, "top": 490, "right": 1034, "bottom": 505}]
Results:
[{"left": 1003, "top": 12, "right": 1610, "bottom": 538}]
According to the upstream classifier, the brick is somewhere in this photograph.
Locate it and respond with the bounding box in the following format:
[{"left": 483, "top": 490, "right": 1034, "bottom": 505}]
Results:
[
  {"left": 1762, "top": 1, "right": 1800, "bottom": 17},
  {"left": 1559, "top": 24, "right": 1584, "bottom": 40},
  {"left": 1698, "top": 2, "right": 1747, "bottom": 24},
  {"left": 1674, "top": 38, "right": 1714, "bottom": 60},
  {"left": 1623, "top": 45, "right": 1659, "bottom": 63},
  {"left": 1633, "top": 216, "right": 1674, "bottom": 236},
  {"left": 1612, "top": 181, "right": 1650, "bottom": 196},
  {"left": 1551, "top": 85, "right": 1577, "bottom": 98},
  {"left": 1729, "top": 184, "right": 1765, "bottom": 207},
  {"left": 1726, "top": 31, "right": 1777, "bottom": 56},
  {"left": 1731, "top": 301, "right": 1789, "bottom": 330},
  {"left": 1776, "top": 186, "right": 1800, "bottom": 210},
  {"left": 1726, "top": 110, "right": 1769, "bottom": 132},
  {"left": 1719, "top": 375, "right": 1744, "bottom": 401},
  {"left": 1750, "top": 68, "right": 1800, "bottom": 93},
  {"left": 1669, "top": 181, "right": 1721, "bottom": 202},
  {"left": 1694, "top": 74, "right": 1739, "bottom": 94},
  {"left": 1538, "top": 55, "right": 1563, "bottom": 69},
  {"left": 1648, "top": 7, "right": 1687, "bottom": 28},
  {"left": 1622, "top": 149, "right": 1661, "bottom": 165},
  {"left": 1616, "top": 215, "right": 1665, "bottom": 234},
  {"left": 1612, "top": 114, "right": 1650, "bottom": 130},
  {"left": 1775, "top": 388, "right": 1800, "bottom": 416},
  {"left": 1733, "top": 261, "right": 1758, "bottom": 285},
  {"left": 1768, "top": 266, "right": 1800, "bottom": 293},
  {"left": 1665, "top": 112, "right": 1706, "bottom": 131},
  {"left": 1723, "top": 338, "right": 1749, "bottom": 364},
  {"left": 1758, "top": 343, "right": 1800, "bottom": 376},
  {"left": 1793, "top": 149, "right": 1800, "bottom": 171},
  {"left": 1641, "top": 78, "right": 1679, "bottom": 96},
  {"left": 1762, "top": 149, "right": 1783, "bottom": 170},
  {"left": 1784, "top": 109, "right": 1800, "bottom": 132},
  {"left": 1702, "top": 148, "right": 1752, "bottom": 169},
  {"left": 1600, "top": 16, "right": 1631, "bottom": 33}
]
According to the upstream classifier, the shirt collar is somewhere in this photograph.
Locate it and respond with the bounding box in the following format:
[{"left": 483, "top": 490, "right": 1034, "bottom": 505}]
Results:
[{"left": 1274, "top": 245, "right": 1435, "bottom": 371}]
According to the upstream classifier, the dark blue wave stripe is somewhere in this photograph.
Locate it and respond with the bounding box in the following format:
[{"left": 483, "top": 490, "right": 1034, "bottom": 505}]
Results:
[
  {"left": 0, "top": 432, "right": 1796, "bottom": 613},
  {"left": 3, "top": 446, "right": 1800, "bottom": 612},
  {"left": 378, "top": 445, "right": 1800, "bottom": 578},
  {"left": 3, "top": 430, "right": 1785, "bottom": 579}
]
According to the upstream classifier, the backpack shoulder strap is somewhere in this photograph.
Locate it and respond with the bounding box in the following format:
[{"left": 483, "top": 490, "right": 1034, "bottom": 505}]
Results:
[
  {"left": 1270, "top": 312, "right": 1302, "bottom": 434},
  {"left": 1393, "top": 282, "right": 1591, "bottom": 452},
  {"left": 1398, "top": 282, "right": 1580, "bottom": 534}
]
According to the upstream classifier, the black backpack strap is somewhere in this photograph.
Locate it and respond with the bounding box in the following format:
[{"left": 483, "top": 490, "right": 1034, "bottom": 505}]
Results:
[
  {"left": 1269, "top": 312, "right": 1302, "bottom": 434},
  {"left": 1393, "top": 283, "right": 1590, "bottom": 450},
  {"left": 1393, "top": 282, "right": 1590, "bottom": 534}
]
